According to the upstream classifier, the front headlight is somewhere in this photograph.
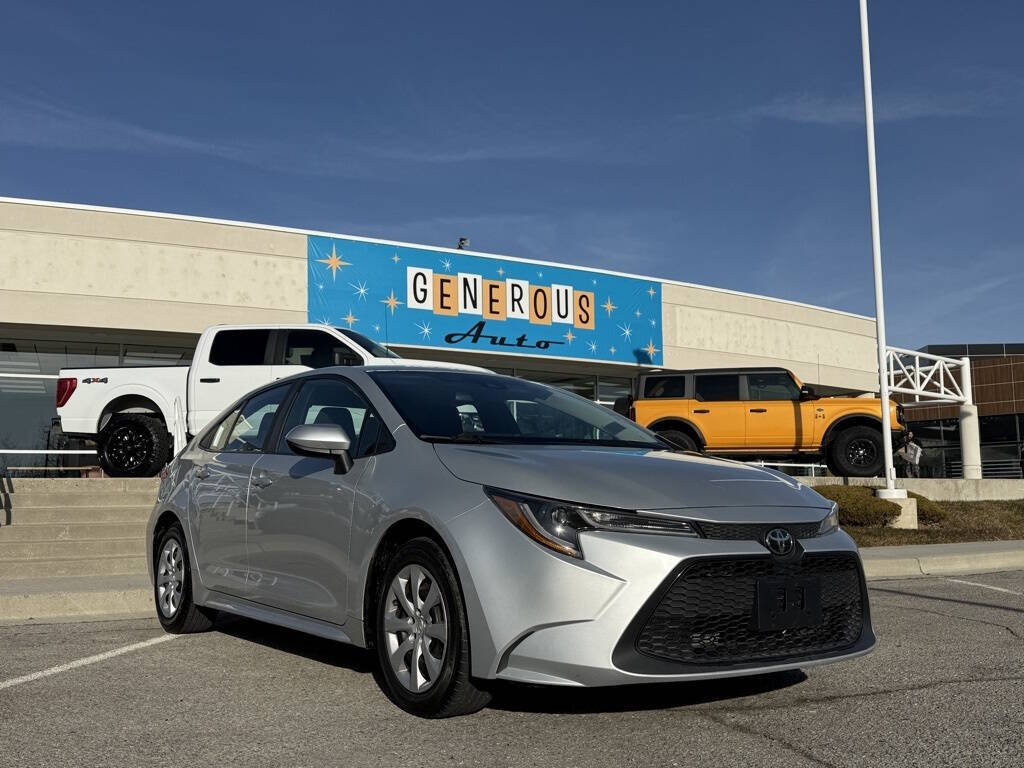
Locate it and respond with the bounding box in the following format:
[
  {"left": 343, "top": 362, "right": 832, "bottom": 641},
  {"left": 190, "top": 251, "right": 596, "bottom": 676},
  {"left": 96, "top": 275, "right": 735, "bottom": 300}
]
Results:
[
  {"left": 818, "top": 502, "right": 840, "bottom": 535},
  {"left": 486, "top": 489, "right": 698, "bottom": 559}
]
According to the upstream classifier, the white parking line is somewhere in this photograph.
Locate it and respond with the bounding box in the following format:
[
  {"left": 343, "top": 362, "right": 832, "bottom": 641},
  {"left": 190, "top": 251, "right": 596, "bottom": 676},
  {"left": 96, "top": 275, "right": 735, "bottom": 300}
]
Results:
[
  {"left": 0, "top": 635, "right": 177, "bottom": 691},
  {"left": 942, "top": 577, "right": 1023, "bottom": 597}
]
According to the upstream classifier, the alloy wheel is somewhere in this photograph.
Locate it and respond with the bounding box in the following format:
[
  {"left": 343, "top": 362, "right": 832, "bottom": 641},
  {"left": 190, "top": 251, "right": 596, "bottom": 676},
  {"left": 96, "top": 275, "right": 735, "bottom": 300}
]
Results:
[
  {"left": 383, "top": 564, "right": 448, "bottom": 693},
  {"left": 107, "top": 424, "right": 152, "bottom": 472},
  {"left": 846, "top": 438, "right": 878, "bottom": 467},
  {"left": 157, "top": 538, "right": 184, "bottom": 618}
]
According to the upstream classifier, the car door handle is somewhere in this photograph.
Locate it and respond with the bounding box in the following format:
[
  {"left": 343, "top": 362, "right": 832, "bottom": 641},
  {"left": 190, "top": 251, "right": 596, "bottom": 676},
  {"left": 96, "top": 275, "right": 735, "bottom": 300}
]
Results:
[
  {"left": 199, "top": 378, "right": 220, "bottom": 383},
  {"left": 693, "top": 409, "right": 710, "bottom": 414},
  {"left": 195, "top": 467, "right": 211, "bottom": 479},
  {"left": 749, "top": 408, "right": 768, "bottom": 413},
  {"left": 251, "top": 471, "right": 273, "bottom": 488}
]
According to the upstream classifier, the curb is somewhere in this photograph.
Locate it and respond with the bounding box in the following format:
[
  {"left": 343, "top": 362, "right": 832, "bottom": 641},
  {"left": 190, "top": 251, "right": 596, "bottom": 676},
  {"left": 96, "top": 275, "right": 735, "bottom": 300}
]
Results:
[{"left": 861, "top": 540, "right": 1024, "bottom": 581}]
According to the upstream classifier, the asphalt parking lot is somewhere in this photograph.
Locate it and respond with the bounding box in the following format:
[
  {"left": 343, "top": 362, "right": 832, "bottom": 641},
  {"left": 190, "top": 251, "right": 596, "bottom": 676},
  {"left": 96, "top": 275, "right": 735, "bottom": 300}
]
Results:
[{"left": 1, "top": 572, "right": 1022, "bottom": 768}]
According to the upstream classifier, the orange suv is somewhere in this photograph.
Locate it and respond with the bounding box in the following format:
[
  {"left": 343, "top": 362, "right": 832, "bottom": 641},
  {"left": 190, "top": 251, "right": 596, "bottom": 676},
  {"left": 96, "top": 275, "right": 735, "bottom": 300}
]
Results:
[{"left": 622, "top": 367, "right": 906, "bottom": 477}]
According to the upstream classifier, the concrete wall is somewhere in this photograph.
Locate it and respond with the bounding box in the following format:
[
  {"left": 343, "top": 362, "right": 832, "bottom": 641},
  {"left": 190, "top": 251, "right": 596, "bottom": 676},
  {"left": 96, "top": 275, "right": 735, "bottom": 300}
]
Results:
[
  {"left": 0, "top": 200, "right": 307, "bottom": 334},
  {"left": 661, "top": 283, "right": 878, "bottom": 390},
  {"left": 800, "top": 476, "right": 1024, "bottom": 501}
]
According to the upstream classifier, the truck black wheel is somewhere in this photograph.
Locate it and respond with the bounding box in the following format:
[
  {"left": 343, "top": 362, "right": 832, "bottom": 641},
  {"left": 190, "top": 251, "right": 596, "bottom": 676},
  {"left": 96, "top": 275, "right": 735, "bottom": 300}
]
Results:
[
  {"left": 658, "top": 429, "right": 698, "bottom": 452},
  {"left": 829, "top": 426, "right": 884, "bottom": 478},
  {"left": 98, "top": 414, "right": 171, "bottom": 477}
]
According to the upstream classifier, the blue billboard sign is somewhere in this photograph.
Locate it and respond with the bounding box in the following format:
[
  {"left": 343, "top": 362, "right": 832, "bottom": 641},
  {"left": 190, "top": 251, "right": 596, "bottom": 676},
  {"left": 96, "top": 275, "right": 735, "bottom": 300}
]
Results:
[{"left": 307, "top": 235, "right": 662, "bottom": 366}]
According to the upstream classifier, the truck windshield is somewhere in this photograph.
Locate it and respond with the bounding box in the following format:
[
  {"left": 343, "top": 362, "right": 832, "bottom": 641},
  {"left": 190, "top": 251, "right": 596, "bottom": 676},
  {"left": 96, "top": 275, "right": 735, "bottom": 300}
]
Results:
[
  {"left": 336, "top": 329, "right": 401, "bottom": 358},
  {"left": 370, "top": 371, "right": 666, "bottom": 448}
]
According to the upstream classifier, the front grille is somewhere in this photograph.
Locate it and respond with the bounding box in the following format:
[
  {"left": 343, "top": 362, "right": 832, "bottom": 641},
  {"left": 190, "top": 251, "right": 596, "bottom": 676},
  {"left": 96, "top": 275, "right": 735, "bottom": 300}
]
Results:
[
  {"left": 696, "top": 521, "right": 821, "bottom": 540},
  {"left": 635, "top": 554, "right": 864, "bottom": 665}
]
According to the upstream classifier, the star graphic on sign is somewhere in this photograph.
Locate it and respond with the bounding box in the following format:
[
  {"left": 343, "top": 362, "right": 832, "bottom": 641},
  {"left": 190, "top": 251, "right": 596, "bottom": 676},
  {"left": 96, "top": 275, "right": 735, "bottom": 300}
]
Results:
[
  {"left": 316, "top": 244, "right": 351, "bottom": 280},
  {"left": 537, "top": 271, "right": 544, "bottom": 278},
  {"left": 497, "top": 266, "right": 505, "bottom": 277},
  {"left": 372, "top": 323, "right": 381, "bottom": 333},
  {"left": 634, "top": 308, "right": 642, "bottom": 319},
  {"left": 587, "top": 340, "right": 598, "bottom": 354},
  {"left": 391, "top": 252, "right": 401, "bottom": 264},
  {"left": 350, "top": 280, "right": 369, "bottom": 301},
  {"left": 440, "top": 257, "right": 453, "bottom": 272},
  {"left": 650, "top": 318, "right": 657, "bottom": 327},
  {"left": 647, "top": 285, "right": 657, "bottom": 299},
  {"left": 563, "top": 330, "right": 575, "bottom": 345},
  {"left": 380, "top": 289, "right": 404, "bottom": 315},
  {"left": 316, "top": 283, "right": 324, "bottom": 291},
  {"left": 592, "top": 279, "right": 597, "bottom": 285},
  {"left": 342, "top": 309, "right": 359, "bottom": 328},
  {"left": 602, "top": 297, "right": 617, "bottom": 316},
  {"left": 644, "top": 340, "right": 660, "bottom": 360},
  {"left": 617, "top": 323, "right": 633, "bottom": 341},
  {"left": 416, "top": 321, "right": 433, "bottom": 340},
  {"left": 609, "top": 346, "right": 617, "bottom": 355}
]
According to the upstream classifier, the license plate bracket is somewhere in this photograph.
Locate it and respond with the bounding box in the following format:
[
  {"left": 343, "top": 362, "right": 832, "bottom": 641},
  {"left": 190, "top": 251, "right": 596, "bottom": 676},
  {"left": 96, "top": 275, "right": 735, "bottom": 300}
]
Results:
[{"left": 756, "top": 576, "right": 823, "bottom": 631}]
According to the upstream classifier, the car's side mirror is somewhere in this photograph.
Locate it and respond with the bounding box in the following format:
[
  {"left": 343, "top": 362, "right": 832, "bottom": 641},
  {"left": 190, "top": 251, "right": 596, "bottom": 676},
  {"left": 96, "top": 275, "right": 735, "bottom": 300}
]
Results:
[
  {"left": 285, "top": 424, "right": 354, "bottom": 474},
  {"left": 612, "top": 395, "right": 633, "bottom": 417},
  {"left": 800, "top": 385, "right": 819, "bottom": 401}
]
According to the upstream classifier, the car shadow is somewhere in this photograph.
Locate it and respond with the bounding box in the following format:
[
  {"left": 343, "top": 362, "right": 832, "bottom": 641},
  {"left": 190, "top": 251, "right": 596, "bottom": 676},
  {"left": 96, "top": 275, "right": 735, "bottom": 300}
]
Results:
[
  {"left": 213, "top": 614, "right": 806, "bottom": 715},
  {"left": 484, "top": 669, "right": 807, "bottom": 714}
]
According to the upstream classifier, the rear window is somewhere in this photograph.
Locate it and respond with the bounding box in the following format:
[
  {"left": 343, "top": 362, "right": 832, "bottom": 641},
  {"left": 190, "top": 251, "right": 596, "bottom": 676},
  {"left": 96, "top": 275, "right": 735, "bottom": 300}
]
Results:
[
  {"left": 694, "top": 374, "right": 739, "bottom": 402},
  {"left": 643, "top": 375, "right": 686, "bottom": 399},
  {"left": 209, "top": 330, "right": 271, "bottom": 366}
]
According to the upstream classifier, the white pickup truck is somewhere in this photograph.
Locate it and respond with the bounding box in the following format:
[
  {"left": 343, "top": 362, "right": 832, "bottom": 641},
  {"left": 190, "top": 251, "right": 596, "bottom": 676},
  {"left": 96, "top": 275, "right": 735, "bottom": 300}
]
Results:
[{"left": 56, "top": 323, "right": 460, "bottom": 477}]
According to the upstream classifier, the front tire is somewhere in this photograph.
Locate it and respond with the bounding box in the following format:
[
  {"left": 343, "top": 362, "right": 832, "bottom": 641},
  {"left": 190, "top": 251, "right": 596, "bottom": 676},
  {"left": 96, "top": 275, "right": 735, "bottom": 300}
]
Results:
[
  {"left": 829, "top": 426, "right": 885, "bottom": 477},
  {"left": 374, "top": 537, "right": 490, "bottom": 718},
  {"left": 154, "top": 523, "right": 216, "bottom": 633},
  {"left": 98, "top": 414, "right": 170, "bottom": 477}
]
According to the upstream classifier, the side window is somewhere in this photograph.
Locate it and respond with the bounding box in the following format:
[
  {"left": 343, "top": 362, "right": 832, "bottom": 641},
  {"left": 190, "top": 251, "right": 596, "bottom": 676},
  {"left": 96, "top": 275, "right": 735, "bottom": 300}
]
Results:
[
  {"left": 643, "top": 375, "right": 686, "bottom": 399},
  {"left": 222, "top": 385, "right": 290, "bottom": 453},
  {"left": 747, "top": 372, "right": 800, "bottom": 401},
  {"left": 276, "top": 378, "right": 390, "bottom": 458},
  {"left": 209, "top": 329, "right": 271, "bottom": 366},
  {"left": 200, "top": 408, "right": 240, "bottom": 451},
  {"left": 694, "top": 374, "right": 740, "bottom": 402},
  {"left": 283, "top": 330, "right": 360, "bottom": 369}
]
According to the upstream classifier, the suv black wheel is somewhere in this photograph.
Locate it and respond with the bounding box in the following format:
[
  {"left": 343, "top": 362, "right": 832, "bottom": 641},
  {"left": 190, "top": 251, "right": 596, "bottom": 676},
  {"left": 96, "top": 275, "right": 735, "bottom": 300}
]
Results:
[
  {"left": 98, "top": 414, "right": 170, "bottom": 477},
  {"left": 154, "top": 523, "right": 217, "bottom": 633},
  {"left": 658, "top": 429, "right": 698, "bottom": 452},
  {"left": 374, "top": 537, "right": 490, "bottom": 718},
  {"left": 829, "top": 425, "right": 884, "bottom": 477}
]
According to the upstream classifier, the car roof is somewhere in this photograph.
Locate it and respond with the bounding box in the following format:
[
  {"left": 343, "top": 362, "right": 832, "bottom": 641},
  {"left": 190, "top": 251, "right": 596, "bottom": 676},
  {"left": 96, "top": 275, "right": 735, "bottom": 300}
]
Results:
[{"left": 359, "top": 360, "right": 493, "bottom": 374}]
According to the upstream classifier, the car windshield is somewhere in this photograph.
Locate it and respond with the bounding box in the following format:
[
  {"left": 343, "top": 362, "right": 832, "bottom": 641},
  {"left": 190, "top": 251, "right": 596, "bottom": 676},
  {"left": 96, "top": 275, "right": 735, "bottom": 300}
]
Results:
[
  {"left": 336, "top": 329, "right": 401, "bottom": 358},
  {"left": 370, "top": 371, "right": 666, "bottom": 448}
]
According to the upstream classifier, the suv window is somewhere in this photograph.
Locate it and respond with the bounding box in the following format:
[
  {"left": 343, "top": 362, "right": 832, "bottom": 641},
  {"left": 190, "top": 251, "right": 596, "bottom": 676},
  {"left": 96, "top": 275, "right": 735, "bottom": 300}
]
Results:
[
  {"left": 276, "top": 377, "right": 390, "bottom": 458},
  {"left": 283, "top": 330, "right": 360, "bottom": 368},
  {"left": 222, "top": 384, "right": 290, "bottom": 452},
  {"left": 747, "top": 372, "right": 800, "bottom": 401},
  {"left": 643, "top": 375, "right": 686, "bottom": 399},
  {"left": 694, "top": 374, "right": 739, "bottom": 402},
  {"left": 209, "top": 329, "right": 271, "bottom": 366}
]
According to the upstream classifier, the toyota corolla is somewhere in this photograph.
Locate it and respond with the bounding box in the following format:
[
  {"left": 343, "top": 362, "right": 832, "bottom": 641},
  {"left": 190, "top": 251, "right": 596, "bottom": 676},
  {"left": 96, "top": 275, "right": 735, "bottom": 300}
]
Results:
[{"left": 148, "top": 364, "right": 874, "bottom": 717}]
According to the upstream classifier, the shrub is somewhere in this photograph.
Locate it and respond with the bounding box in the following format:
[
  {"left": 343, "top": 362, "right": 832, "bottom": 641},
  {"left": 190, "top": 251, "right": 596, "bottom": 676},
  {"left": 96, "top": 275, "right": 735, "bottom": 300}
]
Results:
[
  {"left": 813, "top": 485, "right": 901, "bottom": 527},
  {"left": 908, "top": 491, "right": 947, "bottom": 525}
]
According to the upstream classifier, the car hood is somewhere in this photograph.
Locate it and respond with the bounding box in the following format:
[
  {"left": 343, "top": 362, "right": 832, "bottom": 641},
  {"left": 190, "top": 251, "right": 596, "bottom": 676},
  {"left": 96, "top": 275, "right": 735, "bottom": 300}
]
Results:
[{"left": 434, "top": 444, "right": 831, "bottom": 516}]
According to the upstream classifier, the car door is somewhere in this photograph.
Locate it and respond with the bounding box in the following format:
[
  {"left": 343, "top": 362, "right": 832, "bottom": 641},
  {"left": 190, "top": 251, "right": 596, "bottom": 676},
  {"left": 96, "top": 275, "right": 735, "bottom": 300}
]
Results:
[
  {"left": 688, "top": 373, "right": 745, "bottom": 450},
  {"left": 189, "top": 328, "right": 276, "bottom": 433},
  {"left": 244, "top": 375, "right": 387, "bottom": 625},
  {"left": 271, "top": 328, "right": 362, "bottom": 382},
  {"left": 743, "top": 372, "right": 805, "bottom": 449},
  {"left": 189, "top": 383, "right": 291, "bottom": 596}
]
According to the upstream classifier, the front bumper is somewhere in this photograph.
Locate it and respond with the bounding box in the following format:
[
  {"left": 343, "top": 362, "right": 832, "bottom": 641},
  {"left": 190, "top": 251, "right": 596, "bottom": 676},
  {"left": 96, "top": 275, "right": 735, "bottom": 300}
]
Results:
[{"left": 445, "top": 507, "right": 873, "bottom": 687}]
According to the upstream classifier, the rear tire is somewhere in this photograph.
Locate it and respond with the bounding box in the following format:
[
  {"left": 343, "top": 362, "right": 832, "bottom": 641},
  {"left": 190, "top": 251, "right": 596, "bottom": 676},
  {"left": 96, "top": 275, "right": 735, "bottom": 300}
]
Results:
[
  {"left": 374, "top": 537, "right": 490, "bottom": 718},
  {"left": 98, "top": 414, "right": 170, "bottom": 477},
  {"left": 154, "top": 523, "right": 216, "bottom": 633},
  {"left": 829, "top": 426, "right": 885, "bottom": 477},
  {"left": 658, "top": 429, "right": 699, "bottom": 452}
]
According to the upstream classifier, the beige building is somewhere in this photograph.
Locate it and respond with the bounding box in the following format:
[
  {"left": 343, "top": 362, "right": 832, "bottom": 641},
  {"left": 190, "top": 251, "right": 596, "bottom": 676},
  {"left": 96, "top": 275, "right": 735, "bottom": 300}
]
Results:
[{"left": 0, "top": 196, "right": 878, "bottom": 462}]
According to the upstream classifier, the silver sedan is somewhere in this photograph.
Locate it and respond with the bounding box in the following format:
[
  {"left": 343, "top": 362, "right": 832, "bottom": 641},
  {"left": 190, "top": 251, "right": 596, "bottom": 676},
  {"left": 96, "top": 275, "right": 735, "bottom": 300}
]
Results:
[{"left": 147, "top": 363, "right": 874, "bottom": 717}]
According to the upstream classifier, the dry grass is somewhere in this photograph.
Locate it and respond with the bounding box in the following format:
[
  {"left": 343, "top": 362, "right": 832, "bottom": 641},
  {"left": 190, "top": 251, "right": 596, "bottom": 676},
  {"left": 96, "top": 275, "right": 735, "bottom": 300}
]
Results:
[{"left": 847, "top": 500, "right": 1024, "bottom": 547}]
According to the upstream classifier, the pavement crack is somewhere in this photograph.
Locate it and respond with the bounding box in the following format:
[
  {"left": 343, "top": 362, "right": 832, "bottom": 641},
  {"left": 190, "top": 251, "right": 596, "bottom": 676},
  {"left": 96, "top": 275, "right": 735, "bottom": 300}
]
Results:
[
  {"left": 700, "top": 711, "right": 840, "bottom": 768},
  {"left": 872, "top": 598, "right": 1023, "bottom": 641}
]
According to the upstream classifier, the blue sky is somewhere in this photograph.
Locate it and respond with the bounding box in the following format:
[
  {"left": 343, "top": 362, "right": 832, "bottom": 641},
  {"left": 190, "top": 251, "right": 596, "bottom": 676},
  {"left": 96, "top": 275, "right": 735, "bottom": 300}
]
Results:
[{"left": 1, "top": 0, "right": 1021, "bottom": 347}]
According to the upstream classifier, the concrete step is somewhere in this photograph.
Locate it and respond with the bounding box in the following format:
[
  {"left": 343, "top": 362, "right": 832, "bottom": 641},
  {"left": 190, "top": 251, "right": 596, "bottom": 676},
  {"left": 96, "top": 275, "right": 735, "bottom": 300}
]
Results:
[
  {"left": 0, "top": 491, "right": 158, "bottom": 509},
  {"left": 0, "top": 478, "right": 160, "bottom": 493},
  {"left": 0, "top": 506, "right": 153, "bottom": 525},
  {"left": 0, "top": 521, "right": 147, "bottom": 541},
  {"left": 0, "top": 537, "right": 145, "bottom": 560},
  {"left": 0, "top": 555, "right": 148, "bottom": 579},
  {"left": 0, "top": 574, "right": 152, "bottom": 621}
]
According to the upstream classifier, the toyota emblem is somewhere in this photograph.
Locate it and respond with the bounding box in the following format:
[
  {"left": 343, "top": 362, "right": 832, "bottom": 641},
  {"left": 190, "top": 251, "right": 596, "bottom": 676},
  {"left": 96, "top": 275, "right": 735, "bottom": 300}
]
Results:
[{"left": 764, "top": 528, "right": 794, "bottom": 556}]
